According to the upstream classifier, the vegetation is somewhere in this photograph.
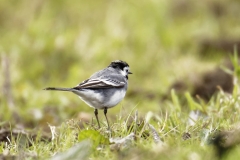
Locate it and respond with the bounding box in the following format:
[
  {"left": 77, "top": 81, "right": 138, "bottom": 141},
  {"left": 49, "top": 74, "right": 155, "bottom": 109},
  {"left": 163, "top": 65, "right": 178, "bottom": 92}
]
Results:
[{"left": 1, "top": 0, "right": 240, "bottom": 159}]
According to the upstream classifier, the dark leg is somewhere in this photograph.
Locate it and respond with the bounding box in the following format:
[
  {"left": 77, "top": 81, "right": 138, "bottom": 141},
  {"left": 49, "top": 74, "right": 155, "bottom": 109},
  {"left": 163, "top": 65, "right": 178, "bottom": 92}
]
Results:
[
  {"left": 94, "top": 109, "right": 101, "bottom": 129},
  {"left": 104, "top": 108, "right": 110, "bottom": 130}
]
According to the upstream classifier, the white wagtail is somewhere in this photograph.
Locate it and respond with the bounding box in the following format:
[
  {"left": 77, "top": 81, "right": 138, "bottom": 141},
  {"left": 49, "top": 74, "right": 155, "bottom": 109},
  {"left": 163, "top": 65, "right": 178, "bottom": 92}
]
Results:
[{"left": 44, "top": 60, "right": 132, "bottom": 129}]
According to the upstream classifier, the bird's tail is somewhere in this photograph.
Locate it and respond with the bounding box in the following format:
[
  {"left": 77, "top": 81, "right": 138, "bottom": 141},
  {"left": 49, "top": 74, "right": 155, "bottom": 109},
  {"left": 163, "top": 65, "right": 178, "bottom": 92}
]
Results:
[{"left": 43, "top": 87, "right": 72, "bottom": 91}]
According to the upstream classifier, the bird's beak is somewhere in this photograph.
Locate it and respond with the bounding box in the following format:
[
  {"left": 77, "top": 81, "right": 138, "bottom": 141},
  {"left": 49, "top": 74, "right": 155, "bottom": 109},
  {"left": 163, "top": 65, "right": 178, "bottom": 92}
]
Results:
[{"left": 128, "top": 71, "right": 133, "bottom": 74}]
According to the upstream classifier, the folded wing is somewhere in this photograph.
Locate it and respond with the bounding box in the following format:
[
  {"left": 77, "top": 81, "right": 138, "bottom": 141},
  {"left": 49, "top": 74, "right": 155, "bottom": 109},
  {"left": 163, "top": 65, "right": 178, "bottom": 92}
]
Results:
[{"left": 73, "top": 76, "right": 125, "bottom": 90}]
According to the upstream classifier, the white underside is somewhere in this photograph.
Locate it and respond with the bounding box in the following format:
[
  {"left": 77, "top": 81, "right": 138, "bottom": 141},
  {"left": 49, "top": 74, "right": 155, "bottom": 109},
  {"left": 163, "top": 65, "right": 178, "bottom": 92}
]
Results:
[
  {"left": 105, "top": 89, "right": 126, "bottom": 108},
  {"left": 74, "top": 89, "right": 126, "bottom": 109}
]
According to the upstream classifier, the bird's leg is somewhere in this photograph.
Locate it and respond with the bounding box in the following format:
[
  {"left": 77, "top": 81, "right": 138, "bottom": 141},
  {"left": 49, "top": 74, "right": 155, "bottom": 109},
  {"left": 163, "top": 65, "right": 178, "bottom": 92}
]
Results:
[
  {"left": 94, "top": 109, "right": 101, "bottom": 129},
  {"left": 104, "top": 107, "right": 110, "bottom": 130}
]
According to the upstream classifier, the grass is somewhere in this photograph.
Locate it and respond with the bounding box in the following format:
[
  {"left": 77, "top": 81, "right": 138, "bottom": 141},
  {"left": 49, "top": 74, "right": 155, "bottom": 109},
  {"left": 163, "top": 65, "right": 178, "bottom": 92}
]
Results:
[
  {"left": 1, "top": 0, "right": 240, "bottom": 159},
  {"left": 2, "top": 83, "right": 240, "bottom": 160}
]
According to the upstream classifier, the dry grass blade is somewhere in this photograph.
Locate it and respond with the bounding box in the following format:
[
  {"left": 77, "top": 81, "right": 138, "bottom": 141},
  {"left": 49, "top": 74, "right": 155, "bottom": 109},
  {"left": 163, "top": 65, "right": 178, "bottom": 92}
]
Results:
[
  {"left": 148, "top": 124, "right": 163, "bottom": 144},
  {"left": 51, "top": 140, "right": 92, "bottom": 160},
  {"left": 110, "top": 133, "right": 135, "bottom": 151},
  {"left": 2, "top": 54, "right": 14, "bottom": 109}
]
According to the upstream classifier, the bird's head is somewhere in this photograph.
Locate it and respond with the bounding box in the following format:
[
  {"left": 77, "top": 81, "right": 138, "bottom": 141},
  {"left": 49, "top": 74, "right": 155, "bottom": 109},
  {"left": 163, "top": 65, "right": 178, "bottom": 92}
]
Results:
[{"left": 109, "top": 60, "right": 132, "bottom": 78}]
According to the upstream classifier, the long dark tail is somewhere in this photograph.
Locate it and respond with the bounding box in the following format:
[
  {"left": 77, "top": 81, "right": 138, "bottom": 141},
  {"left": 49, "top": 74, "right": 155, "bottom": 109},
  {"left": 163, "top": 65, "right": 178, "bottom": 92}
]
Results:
[{"left": 43, "top": 87, "right": 73, "bottom": 91}]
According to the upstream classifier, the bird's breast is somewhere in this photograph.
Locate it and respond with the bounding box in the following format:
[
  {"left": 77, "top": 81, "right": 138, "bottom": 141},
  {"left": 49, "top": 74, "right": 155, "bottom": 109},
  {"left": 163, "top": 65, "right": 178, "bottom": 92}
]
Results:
[{"left": 104, "top": 89, "right": 126, "bottom": 108}]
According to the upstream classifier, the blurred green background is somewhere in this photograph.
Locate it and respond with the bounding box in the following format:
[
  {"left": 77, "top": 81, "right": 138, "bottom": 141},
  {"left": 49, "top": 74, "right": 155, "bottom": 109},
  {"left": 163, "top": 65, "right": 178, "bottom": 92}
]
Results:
[{"left": 1, "top": 0, "right": 240, "bottom": 127}]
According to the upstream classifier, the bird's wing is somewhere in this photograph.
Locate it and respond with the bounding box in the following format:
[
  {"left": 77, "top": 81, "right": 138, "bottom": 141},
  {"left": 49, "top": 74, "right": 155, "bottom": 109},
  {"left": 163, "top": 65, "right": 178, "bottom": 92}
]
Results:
[{"left": 73, "top": 75, "right": 125, "bottom": 89}]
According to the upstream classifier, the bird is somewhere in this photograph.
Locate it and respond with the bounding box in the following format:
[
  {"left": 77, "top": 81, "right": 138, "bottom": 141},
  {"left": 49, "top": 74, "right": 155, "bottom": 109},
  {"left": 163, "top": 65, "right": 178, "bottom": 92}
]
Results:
[{"left": 44, "top": 60, "right": 132, "bottom": 130}]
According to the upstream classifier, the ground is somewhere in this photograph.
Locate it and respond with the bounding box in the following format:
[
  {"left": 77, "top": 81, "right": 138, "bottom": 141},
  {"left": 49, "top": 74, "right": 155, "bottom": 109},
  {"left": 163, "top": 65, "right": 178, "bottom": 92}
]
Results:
[{"left": 1, "top": 0, "right": 240, "bottom": 159}]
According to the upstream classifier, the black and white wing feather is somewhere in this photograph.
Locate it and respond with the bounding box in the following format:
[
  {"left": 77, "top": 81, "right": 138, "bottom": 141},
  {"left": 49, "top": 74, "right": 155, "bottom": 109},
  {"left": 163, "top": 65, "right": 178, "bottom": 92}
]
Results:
[{"left": 73, "top": 75, "right": 125, "bottom": 90}]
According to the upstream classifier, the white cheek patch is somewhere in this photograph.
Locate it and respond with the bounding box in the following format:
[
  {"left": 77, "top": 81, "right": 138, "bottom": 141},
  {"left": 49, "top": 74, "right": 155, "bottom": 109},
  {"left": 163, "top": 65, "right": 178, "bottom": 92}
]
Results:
[
  {"left": 120, "top": 67, "right": 130, "bottom": 76},
  {"left": 120, "top": 70, "right": 126, "bottom": 76}
]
